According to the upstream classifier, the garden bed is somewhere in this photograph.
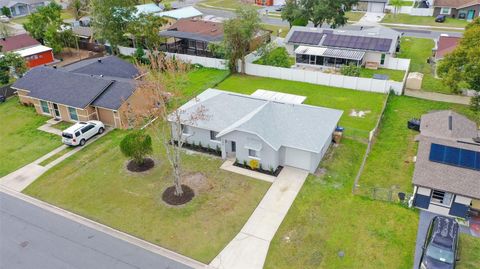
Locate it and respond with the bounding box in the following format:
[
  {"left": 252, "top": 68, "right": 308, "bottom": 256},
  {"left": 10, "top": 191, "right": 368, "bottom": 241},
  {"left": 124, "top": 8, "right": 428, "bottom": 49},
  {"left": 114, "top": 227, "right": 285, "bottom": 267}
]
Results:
[
  {"left": 233, "top": 161, "right": 283, "bottom": 177},
  {"left": 174, "top": 141, "right": 222, "bottom": 157}
]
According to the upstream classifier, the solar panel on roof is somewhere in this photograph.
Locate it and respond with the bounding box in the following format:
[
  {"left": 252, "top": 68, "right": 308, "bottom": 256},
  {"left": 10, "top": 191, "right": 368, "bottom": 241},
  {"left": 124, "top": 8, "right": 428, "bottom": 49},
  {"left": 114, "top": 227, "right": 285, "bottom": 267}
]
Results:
[
  {"left": 289, "top": 31, "right": 322, "bottom": 45},
  {"left": 429, "top": 143, "right": 480, "bottom": 171},
  {"left": 322, "top": 34, "right": 392, "bottom": 52}
]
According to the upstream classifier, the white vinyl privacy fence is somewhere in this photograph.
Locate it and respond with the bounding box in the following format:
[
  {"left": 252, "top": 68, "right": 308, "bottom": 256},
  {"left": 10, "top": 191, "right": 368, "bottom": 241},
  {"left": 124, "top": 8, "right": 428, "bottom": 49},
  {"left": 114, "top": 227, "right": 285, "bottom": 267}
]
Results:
[
  {"left": 240, "top": 53, "right": 410, "bottom": 95},
  {"left": 118, "top": 46, "right": 228, "bottom": 69}
]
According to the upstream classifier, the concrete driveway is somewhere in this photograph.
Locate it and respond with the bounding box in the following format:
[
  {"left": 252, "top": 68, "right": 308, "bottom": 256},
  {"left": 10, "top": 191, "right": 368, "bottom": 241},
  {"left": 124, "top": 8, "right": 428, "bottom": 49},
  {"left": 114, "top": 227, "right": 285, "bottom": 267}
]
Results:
[
  {"left": 210, "top": 166, "right": 308, "bottom": 269},
  {"left": 413, "top": 210, "right": 476, "bottom": 269}
]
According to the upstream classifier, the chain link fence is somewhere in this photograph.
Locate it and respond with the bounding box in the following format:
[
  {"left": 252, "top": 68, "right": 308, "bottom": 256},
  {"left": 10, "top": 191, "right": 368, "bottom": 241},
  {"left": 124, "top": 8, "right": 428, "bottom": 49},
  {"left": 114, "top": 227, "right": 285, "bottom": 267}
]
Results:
[{"left": 354, "top": 184, "right": 413, "bottom": 205}]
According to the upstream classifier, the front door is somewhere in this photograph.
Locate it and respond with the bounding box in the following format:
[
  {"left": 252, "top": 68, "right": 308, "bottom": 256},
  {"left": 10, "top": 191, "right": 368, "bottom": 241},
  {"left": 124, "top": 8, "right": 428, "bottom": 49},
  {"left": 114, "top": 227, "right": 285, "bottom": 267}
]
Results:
[
  {"left": 231, "top": 141, "right": 236, "bottom": 152},
  {"left": 467, "top": 10, "right": 475, "bottom": 20},
  {"left": 53, "top": 103, "right": 60, "bottom": 118}
]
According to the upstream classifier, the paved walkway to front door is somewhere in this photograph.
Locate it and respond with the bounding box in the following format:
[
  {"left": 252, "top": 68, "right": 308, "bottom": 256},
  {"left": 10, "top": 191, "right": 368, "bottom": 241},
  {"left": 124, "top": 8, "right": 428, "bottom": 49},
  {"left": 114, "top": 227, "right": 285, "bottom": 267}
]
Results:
[{"left": 209, "top": 166, "right": 308, "bottom": 269}]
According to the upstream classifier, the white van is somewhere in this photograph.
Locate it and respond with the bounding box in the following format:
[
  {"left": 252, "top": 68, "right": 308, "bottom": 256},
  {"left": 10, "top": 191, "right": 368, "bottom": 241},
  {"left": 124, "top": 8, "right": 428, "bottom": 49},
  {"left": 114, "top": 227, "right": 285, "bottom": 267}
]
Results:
[{"left": 62, "top": 121, "right": 105, "bottom": 146}]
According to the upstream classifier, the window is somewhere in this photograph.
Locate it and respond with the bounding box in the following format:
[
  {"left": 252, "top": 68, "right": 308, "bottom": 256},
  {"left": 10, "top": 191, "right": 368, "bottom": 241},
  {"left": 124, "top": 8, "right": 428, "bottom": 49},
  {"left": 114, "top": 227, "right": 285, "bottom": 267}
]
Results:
[
  {"left": 40, "top": 100, "right": 49, "bottom": 114},
  {"left": 188, "top": 40, "right": 196, "bottom": 49},
  {"left": 68, "top": 107, "right": 78, "bottom": 121},
  {"left": 181, "top": 124, "right": 190, "bottom": 135},
  {"left": 380, "top": 54, "right": 386, "bottom": 65},
  {"left": 431, "top": 190, "right": 454, "bottom": 207},
  {"left": 210, "top": 130, "right": 220, "bottom": 141},
  {"left": 248, "top": 149, "right": 258, "bottom": 158},
  {"left": 440, "top": 7, "right": 451, "bottom": 15},
  {"left": 81, "top": 125, "right": 94, "bottom": 133}
]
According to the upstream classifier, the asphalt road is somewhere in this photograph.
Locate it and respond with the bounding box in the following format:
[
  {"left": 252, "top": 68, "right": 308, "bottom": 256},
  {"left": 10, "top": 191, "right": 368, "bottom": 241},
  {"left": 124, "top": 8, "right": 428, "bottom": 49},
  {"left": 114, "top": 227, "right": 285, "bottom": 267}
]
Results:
[
  {"left": 0, "top": 191, "right": 193, "bottom": 269},
  {"left": 196, "top": 6, "right": 463, "bottom": 39}
]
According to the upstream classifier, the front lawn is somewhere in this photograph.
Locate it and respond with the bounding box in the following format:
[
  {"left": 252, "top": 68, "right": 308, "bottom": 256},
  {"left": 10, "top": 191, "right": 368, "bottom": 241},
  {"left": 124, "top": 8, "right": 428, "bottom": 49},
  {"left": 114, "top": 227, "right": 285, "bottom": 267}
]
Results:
[
  {"left": 346, "top": 11, "right": 366, "bottom": 22},
  {"left": 24, "top": 130, "right": 270, "bottom": 263},
  {"left": 359, "top": 95, "right": 479, "bottom": 191},
  {"left": 197, "top": 0, "right": 260, "bottom": 10},
  {"left": 265, "top": 138, "right": 419, "bottom": 268},
  {"left": 381, "top": 14, "right": 469, "bottom": 28},
  {"left": 359, "top": 68, "right": 405, "bottom": 82},
  {"left": 51, "top": 121, "right": 74, "bottom": 131},
  {"left": 217, "top": 74, "right": 387, "bottom": 141},
  {"left": 0, "top": 97, "right": 60, "bottom": 177},
  {"left": 261, "top": 24, "right": 290, "bottom": 38},
  {"left": 458, "top": 234, "right": 480, "bottom": 269},
  {"left": 397, "top": 37, "right": 451, "bottom": 94}
]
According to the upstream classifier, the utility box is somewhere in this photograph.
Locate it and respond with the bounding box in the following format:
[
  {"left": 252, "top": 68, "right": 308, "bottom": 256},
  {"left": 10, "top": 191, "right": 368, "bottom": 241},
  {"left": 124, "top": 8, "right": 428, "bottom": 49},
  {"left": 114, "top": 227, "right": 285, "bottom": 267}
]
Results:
[{"left": 406, "top": 72, "right": 424, "bottom": 90}]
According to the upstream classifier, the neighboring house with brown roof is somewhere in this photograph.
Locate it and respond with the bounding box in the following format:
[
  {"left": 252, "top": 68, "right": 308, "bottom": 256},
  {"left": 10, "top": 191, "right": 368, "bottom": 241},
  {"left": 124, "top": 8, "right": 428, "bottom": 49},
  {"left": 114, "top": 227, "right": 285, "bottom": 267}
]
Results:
[
  {"left": 0, "top": 33, "right": 54, "bottom": 68},
  {"left": 433, "top": 35, "right": 461, "bottom": 61},
  {"left": 433, "top": 0, "right": 480, "bottom": 20},
  {"left": 412, "top": 110, "right": 480, "bottom": 219},
  {"left": 158, "top": 18, "right": 270, "bottom": 58},
  {"left": 12, "top": 56, "right": 146, "bottom": 129}
]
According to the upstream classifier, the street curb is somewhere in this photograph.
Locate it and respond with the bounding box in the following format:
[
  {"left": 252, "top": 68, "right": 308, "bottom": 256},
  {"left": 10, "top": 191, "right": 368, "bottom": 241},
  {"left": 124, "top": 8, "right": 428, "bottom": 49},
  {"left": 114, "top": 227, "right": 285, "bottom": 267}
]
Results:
[
  {"left": 0, "top": 186, "right": 207, "bottom": 269},
  {"left": 380, "top": 22, "right": 465, "bottom": 30}
]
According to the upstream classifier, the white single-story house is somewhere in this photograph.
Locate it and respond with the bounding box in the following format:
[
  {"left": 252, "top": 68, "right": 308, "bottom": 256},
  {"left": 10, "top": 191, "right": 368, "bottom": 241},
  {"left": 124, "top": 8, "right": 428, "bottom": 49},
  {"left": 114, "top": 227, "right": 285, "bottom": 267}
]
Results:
[
  {"left": 412, "top": 111, "right": 480, "bottom": 220},
  {"left": 170, "top": 89, "right": 343, "bottom": 173},
  {"left": 284, "top": 25, "right": 401, "bottom": 69},
  {"left": 353, "top": 0, "right": 388, "bottom": 12},
  {"left": 0, "top": 0, "right": 50, "bottom": 17}
]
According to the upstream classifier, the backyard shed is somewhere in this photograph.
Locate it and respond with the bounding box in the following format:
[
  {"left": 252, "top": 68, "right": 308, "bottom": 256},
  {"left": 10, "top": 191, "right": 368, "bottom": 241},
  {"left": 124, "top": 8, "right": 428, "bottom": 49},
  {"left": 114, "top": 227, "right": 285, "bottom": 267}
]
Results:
[{"left": 406, "top": 72, "right": 423, "bottom": 90}]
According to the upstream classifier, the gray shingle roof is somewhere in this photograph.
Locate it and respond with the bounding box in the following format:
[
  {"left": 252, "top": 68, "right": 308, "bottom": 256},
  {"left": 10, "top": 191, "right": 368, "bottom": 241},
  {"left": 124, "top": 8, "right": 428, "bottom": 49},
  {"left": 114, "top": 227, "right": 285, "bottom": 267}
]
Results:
[
  {"left": 63, "top": 56, "right": 140, "bottom": 79},
  {"left": 413, "top": 136, "right": 480, "bottom": 199},
  {"left": 91, "top": 80, "right": 137, "bottom": 110},
  {"left": 12, "top": 67, "right": 113, "bottom": 109},
  {"left": 420, "top": 110, "right": 478, "bottom": 140},
  {"left": 176, "top": 89, "right": 343, "bottom": 153},
  {"left": 413, "top": 110, "right": 480, "bottom": 199}
]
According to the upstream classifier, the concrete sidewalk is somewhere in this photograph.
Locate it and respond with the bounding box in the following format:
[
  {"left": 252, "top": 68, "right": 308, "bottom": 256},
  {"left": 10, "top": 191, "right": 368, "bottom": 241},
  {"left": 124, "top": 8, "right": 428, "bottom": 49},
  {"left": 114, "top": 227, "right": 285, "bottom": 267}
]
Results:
[
  {"left": 0, "top": 130, "right": 110, "bottom": 192},
  {"left": 358, "top": 12, "right": 385, "bottom": 25},
  {"left": 405, "top": 89, "right": 470, "bottom": 105},
  {"left": 209, "top": 166, "right": 308, "bottom": 269}
]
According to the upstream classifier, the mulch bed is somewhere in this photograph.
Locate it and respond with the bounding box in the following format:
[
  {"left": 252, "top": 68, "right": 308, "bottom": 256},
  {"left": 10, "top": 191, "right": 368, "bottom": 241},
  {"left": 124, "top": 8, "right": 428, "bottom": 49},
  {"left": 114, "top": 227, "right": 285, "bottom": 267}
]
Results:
[
  {"left": 162, "top": 184, "right": 195, "bottom": 206},
  {"left": 233, "top": 162, "right": 283, "bottom": 177},
  {"left": 126, "top": 158, "right": 155, "bottom": 172}
]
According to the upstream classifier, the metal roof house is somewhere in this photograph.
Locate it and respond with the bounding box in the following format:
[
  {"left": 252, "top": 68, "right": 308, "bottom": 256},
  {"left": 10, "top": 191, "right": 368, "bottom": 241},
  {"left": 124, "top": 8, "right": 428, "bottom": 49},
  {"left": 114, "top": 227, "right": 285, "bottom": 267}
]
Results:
[
  {"left": 284, "top": 25, "right": 401, "bottom": 69},
  {"left": 12, "top": 56, "right": 144, "bottom": 129},
  {"left": 412, "top": 110, "right": 480, "bottom": 219},
  {"left": 170, "top": 89, "right": 343, "bottom": 173}
]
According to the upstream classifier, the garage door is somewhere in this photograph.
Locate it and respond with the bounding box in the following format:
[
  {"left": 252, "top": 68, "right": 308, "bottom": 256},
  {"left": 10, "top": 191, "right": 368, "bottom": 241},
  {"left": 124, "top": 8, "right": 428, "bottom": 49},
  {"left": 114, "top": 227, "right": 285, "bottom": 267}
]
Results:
[
  {"left": 368, "top": 3, "right": 385, "bottom": 13},
  {"left": 97, "top": 108, "right": 116, "bottom": 127},
  {"left": 284, "top": 147, "right": 311, "bottom": 171}
]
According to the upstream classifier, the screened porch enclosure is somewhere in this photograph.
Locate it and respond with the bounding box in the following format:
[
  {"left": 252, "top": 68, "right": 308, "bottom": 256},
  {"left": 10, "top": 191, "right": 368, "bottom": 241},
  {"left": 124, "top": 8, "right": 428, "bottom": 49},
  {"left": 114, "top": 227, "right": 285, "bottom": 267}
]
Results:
[{"left": 295, "top": 45, "right": 365, "bottom": 68}]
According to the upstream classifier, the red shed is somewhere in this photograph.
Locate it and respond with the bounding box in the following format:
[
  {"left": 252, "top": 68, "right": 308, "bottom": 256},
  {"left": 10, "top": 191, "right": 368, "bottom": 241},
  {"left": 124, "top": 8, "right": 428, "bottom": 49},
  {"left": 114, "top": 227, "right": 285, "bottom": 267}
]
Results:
[{"left": 0, "top": 34, "right": 55, "bottom": 68}]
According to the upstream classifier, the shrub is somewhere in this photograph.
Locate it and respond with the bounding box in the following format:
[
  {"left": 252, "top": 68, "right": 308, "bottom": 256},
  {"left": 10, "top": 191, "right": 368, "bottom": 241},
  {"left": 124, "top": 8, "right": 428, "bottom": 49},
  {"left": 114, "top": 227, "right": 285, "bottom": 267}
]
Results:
[
  {"left": 340, "top": 64, "right": 361, "bottom": 77},
  {"left": 1, "top": 6, "right": 11, "bottom": 17},
  {"left": 120, "top": 130, "right": 153, "bottom": 165},
  {"left": 250, "top": 159, "right": 259, "bottom": 170},
  {"left": 255, "top": 46, "right": 293, "bottom": 68},
  {"left": 292, "top": 17, "right": 308, "bottom": 26}
]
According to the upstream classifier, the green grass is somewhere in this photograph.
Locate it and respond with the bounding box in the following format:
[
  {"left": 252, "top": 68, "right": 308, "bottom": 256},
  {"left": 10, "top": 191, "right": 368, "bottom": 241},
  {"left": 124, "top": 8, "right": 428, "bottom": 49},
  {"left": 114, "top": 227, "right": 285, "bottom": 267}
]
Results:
[
  {"left": 359, "top": 95, "right": 479, "bottom": 191},
  {"left": 180, "top": 68, "right": 230, "bottom": 101},
  {"left": 38, "top": 146, "right": 74, "bottom": 167},
  {"left": 359, "top": 68, "right": 406, "bottom": 82},
  {"left": 51, "top": 121, "right": 74, "bottom": 131},
  {"left": 261, "top": 24, "right": 290, "bottom": 38},
  {"left": 346, "top": 11, "right": 366, "bottom": 22},
  {"left": 398, "top": 37, "right": 452, "bottom": 94},
  {"left": 217, "top": 74, "right": 387, "bottom": 140},
  {"left": 24, "top": 130, "right": 270, "bottom": 263},
  {"left": 197, "top": 0, "right": 261, "bottom": 10},
  {"left": 11, "top": 9, "right": 73, "bottom": 25},
  {"left": 458, "top": 234, "right": 480, "bottom": 269},
  {"left": 265, "top": 138, "right": 419, "bottom": 269},
  {"left": 381, "top": 14, "right": 469, "bottom": 28},
  {"left": 399, "top": 1, "right": 414, "bottom": 6},
  {"left": 0, "top": 97, "right": 61, "bottom": 177}
]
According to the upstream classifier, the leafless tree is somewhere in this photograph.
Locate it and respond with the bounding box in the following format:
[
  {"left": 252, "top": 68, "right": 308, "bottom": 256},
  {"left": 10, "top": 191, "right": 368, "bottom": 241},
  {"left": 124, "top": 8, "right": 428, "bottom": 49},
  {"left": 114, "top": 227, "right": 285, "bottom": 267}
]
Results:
[{"left": 125, "top": 52, "right": 208, "bottom": 196}]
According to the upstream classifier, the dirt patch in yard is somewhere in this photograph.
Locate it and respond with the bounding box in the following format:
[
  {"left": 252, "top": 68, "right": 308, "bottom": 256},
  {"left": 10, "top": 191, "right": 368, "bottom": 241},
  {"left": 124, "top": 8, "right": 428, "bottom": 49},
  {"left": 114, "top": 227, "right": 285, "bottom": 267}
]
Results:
[
  {"left": 182, "top": 172, "right": 212, "bottom": 194},
  {"left": 126, "top": 158, "right": 155, "bottom": 172},
  {"left": 162, "top": 185, "right": 195, "bottom": 206}
]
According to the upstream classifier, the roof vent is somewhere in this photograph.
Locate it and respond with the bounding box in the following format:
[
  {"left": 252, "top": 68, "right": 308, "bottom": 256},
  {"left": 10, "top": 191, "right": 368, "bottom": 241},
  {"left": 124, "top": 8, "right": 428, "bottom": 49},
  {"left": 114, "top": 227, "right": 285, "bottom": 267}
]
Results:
[
  {"left": 211, "top": 29, "right": 217, "bottom": 32},
  {"left": 97, "top": 59, "right": 102, "bottom": 63},
  {"left": 473, "top": 137, "right": 480, "bottom": 143},
  {"left": 53, "top": 65, "right": 57, "bottom": 69},
  {"left": 448, "top": 115, "right": 453, "bottom": 130}
]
